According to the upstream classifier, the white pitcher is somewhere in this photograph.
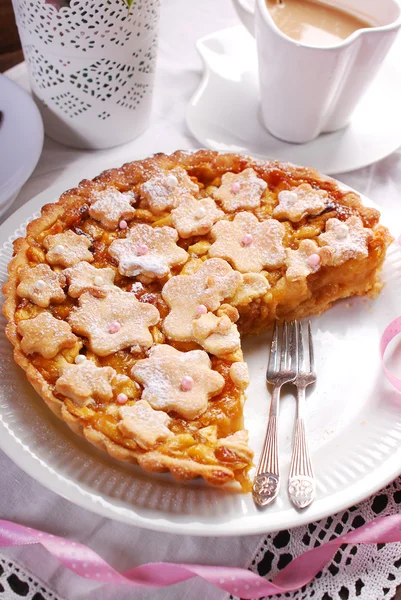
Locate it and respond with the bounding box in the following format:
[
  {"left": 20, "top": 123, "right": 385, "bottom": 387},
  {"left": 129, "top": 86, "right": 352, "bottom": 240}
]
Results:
[{"left": 232, "top": 0, "right": 401, "bottom": 143}]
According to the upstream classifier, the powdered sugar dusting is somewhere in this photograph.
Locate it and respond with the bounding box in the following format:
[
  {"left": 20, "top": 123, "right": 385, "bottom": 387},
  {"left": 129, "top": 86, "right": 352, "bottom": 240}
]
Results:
[
  {"left": 18, "top": 312, "right": 78, "bottom": 359},
  {"left": 140, "top": 168, "right": 199, "bottom": 215},
  {"left": 64, "top": 262, "right": 117, "bottom": 298},
  {"left": 132, "top": 344, "right": 225, "bottom": 420},
  {"left": 273, "top": 184, "right": 328, "bottom": 222},
  {"left": 209, "top": 212, "right": 286, "bottom": 273},
  {"left": 136, "top": 359, "right": 171, "bottom": 404},
  {"left": 212, "top": 168, "right": 267, "bottom": 212},
  {"left": 318, "top": 216, "right": 372, "bottom": 265},
  {"left": 68, "top": 289, "right": 160, "bottom": 356},
  {"left": 285, "top": 240, "right": 326, "bottom": 281},
  {"left": 55, "top": 360, "right": 116, "bottom": 406},
  {"left": 44, "top": 230, "right": 93, "bottom": 268},
  {"left": 130, "top": 282, "right": 144, "bottom": 293},
  {"left": 120, "top": 254, "right": 167, "bottom": 277},
  {"left": 162, "top": 258, "right": 241, "bottom": 344},
  {"left": 16, "top": 263, "right": 66, "bottom": 308},
  {"left": 192, "top": 312, "right": 241, "bottom": 357},
  {"left": 171, "top": 196, "right": 224, "bottom": 239},
  {"left": 119, "top": 400, "right": 173, "bottom": 450},
  {"left": 108, "top": 223, "right": 188, "bottom": 280},
  {"left": 89, "top": 189, "right": 136, "bottom": 229}
]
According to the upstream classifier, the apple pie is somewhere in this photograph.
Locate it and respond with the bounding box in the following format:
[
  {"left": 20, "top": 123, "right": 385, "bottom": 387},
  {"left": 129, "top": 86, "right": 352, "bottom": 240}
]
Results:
[{"left": 3, "top": 150, "right": 392, "bottom": 491}]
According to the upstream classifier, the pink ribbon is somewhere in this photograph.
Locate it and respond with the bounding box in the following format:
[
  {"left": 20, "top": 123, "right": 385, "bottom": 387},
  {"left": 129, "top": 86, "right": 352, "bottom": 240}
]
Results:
[
  {"left": 380, "top": 316, "right": 401, "bottom": 392},
  {"left": 1, "top": 516, "right": 401, "bottom": 598}
]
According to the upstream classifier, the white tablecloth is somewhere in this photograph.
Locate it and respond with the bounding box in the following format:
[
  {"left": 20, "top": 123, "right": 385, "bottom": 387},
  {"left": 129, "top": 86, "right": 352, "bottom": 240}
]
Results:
[{"left": 2, "top": 0, "right": 401, "bottom": 598}]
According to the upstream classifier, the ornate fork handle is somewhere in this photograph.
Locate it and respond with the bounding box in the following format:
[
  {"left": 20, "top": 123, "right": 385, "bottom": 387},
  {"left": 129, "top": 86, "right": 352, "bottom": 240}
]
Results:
[
  {"left": 252, "top": 387, "right": 280, "bottom": 507},
  {"left": 288, "top": 387, "right": 315, "bottom": 509}
]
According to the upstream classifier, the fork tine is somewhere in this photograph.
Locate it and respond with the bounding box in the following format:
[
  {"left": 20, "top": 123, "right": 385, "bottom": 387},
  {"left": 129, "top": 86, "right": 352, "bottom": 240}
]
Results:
[
  {"left": 280, "top": 321, "right": 288, "bottom": 370},
  {"left": 308, "top": 320, "right": 315, "bottom": 375},
  {"left": 267, "top": 321, "right": 279, "bottom": 375},
  {"left": 297, "top": 320, "right": 304, "bottom": 371},
  {"left": 289, "top": 321, "right": 297, "bottom": 373}
]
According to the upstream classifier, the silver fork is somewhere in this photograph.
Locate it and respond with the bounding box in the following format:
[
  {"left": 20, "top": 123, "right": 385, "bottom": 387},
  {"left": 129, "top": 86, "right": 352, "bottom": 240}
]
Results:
[
  {"left": 252, "top": 321, "right": 297, "bottom": 507},
  {"left": 288, "top": 320, "right": 316, "bottom": 509}
]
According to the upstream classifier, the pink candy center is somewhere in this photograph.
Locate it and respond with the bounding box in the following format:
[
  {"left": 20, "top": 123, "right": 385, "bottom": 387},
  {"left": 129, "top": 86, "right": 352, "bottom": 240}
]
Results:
[
  {"left": 195, "top": 304, "right": 208, "bottom": 317},
  {"left": 119, "top": 220, "right": 128, "bottom": 230},
  {"left": 180, "top": 376, "right": 194, "bottom": 392},
  {"left": 307, "top": 253, "right": 321, "bottom": 267},
  {"left": 241, "top": 233, "right": 253, "bottom": 247},
  {"left": 109, "top": 321, "right": 121, "bottom": 334},
  {"left": 231, "top": 182, "right": 241, "bottom": 194},
  {"left": 116, "top": 393, "right": 128, "bottom": 405},
  {"left": 136, "top": 244, "right": 149, "bottom": 256}
]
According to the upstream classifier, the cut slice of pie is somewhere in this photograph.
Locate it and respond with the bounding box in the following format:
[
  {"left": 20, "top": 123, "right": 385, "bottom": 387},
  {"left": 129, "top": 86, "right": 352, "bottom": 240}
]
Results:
[{"left": 2, "top": 150, "right": 392, "bottom": 492}]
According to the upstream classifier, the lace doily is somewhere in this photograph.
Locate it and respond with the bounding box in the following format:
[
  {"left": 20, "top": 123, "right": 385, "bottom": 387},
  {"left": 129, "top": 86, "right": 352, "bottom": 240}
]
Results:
[
  {"left": 0, "top": 555, "right": 60, "bottom": 600},
  {"left": 227, "top": 477, "right": 401, "bottom": 600}
]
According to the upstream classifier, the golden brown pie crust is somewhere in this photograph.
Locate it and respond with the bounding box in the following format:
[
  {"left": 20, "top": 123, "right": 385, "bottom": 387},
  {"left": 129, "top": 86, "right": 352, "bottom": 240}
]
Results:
[{"left": 2, "top": 150, "right": 393, "bottom": 491}]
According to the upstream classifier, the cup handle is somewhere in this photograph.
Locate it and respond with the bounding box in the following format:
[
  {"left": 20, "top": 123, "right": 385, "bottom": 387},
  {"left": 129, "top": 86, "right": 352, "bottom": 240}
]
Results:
[{"left": 232, "top": 0, "right": 256, "bottom": 35}]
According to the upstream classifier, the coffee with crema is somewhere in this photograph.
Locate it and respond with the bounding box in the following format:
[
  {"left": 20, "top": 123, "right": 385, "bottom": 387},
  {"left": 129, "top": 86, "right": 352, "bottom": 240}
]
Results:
[{"left": 266, "top": 0, "right": 372, "bottom": 47}]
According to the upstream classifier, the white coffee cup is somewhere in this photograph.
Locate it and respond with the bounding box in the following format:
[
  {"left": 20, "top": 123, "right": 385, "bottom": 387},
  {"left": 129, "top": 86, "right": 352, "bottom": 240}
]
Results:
[{"left": 232, "top": 0, "right": 401, "bottom": 143}]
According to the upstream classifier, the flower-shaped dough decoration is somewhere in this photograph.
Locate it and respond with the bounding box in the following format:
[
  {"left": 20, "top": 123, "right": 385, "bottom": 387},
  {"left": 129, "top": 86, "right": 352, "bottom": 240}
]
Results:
[
  {"left": 229, "top": 362, "right": 249, "bottom": 388},
  {"left": 209, "top": 212, "right": 286, "bottom": 273},
  {"left": 55, "top": 359, "right": 117, "bottom": 406},
  {"left": 140, "top": 167, "right": 199, "bottom": 215},
  {"left": 18, "top": 312, "right": 79, "bottom": 359},
  {"left": 131, "top": 344, "right": 225, "bottom": 420},
  {"left": 89, "top": 189, "right": 136, "bottom": 230},
  {"left": 108, "top": 223, "right": 188, "bottom": 281},
  {"left": 64, "top": 262, "right": 118, "bottom": 298},
  {"left": 16, "top": 264, "right": 66, "bottom": 307},
  {"left": 191, "top": 312, "right": 240, "bottom": 357},
  {"left": 118, "top": 400, "right": 173, "bottom": 450},
  {"left": 285, "top": 239, "right": 332, "bottom": 282},
  {"left": 162, "top": 258, "right": 241, "bottom": 345},
  {"left": 68, "top": 289, "right": 160, "bottom": 356},
  {"left": 212, "top": 168, "right": 267, "bottom": 212},
  {"left": 230, "top": 273, "right": 270, "bottom": 307},
  {"left": 273, "top": 183, "right": 329, "bottom": 222},
  {"left": 171, "top": 197, "right": 224, "bottom": 239},
  {"left": 44, "top": 230, "right": 93, "bottom": 267},
  {"left": 318, "top": 216, "right": 373, "bottom": 265}
]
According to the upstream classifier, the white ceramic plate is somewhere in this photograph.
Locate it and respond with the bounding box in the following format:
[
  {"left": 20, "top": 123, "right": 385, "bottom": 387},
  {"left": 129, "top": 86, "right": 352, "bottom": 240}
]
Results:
[
  {"left": 187, "top": 26, "right": 401, "bottom": 175},
  {"left": 0, "top": 75, "right": 44, "bottom": 216},
  {"left": 0, "top": 179, "right": 401, "bottom": 537}
]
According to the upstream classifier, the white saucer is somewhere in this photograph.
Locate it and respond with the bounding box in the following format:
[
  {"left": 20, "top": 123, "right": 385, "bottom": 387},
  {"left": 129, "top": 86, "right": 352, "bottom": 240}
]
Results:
[
  {"left": 187, "top": 27, "right": 401, "bottom": 175},
  {"left": 0, "top": 75, "right": 44, "bottom": 217}
]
